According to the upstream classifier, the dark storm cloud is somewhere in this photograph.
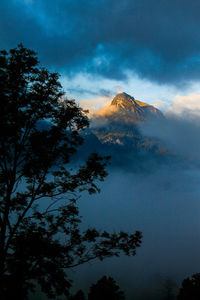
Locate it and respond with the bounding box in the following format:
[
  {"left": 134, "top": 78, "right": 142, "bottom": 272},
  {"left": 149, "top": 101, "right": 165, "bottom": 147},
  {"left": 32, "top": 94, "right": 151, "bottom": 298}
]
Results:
[{"left": 2, "top": 0, "right": 200, "bottom": 84}]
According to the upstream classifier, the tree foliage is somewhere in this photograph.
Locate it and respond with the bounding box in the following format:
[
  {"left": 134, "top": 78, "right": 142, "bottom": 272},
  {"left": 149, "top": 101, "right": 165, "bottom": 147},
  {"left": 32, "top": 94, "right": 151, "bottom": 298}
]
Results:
[
  {"left": 88, "top": 275, "right": 125, "bottom": 300},
  {"left": 0, "top": 44, "right": 142, "bottom": 300},
  {"left": 177, "top": 273, "right": 200, "bottom": 300},
  {"left": 69, "top": 290, "right": 86, "bottom": 300}
]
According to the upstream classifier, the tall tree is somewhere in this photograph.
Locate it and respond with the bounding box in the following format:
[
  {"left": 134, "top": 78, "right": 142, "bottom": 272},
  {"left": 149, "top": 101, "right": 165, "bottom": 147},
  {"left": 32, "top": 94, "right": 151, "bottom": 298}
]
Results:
[{"left": 0, "top": 44, "right": 142, "bottom": 300}]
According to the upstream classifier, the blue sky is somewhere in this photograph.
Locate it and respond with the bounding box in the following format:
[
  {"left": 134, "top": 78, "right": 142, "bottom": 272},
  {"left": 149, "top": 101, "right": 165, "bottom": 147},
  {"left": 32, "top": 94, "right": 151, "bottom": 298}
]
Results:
[{"left": 2, "top": 0, "right": 200, "bottom": 112}]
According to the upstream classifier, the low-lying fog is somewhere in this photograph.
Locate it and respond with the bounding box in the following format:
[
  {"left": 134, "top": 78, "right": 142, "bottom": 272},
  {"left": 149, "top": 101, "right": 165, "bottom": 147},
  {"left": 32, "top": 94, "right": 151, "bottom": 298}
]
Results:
[{"left": 69, "top": 111, "right": 200, "bottom": 300}]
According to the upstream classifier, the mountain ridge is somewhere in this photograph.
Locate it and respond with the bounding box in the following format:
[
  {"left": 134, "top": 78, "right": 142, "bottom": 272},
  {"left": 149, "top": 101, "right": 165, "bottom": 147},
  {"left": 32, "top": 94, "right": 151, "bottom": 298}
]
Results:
[
  {"left": 90, "top": 92, "right": 165, "bottom": 155},
  {"left": 109, "top": 92, "right": 163, "bottom": 123},
  {"left": 75, "top": 92, "right": 170, "bottom": 171}
]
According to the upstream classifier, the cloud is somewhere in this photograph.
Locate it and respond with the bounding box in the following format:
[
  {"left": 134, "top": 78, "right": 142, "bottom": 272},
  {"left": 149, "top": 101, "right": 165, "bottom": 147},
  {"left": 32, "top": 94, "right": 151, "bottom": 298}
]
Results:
[
  {"left": 73, "top": 164, "right": 200, "bottom": 299},
  {"left": 67, "top": 87, "right": 112, "bottom": 98},
  {"left": 2, "top": 0, "right": 200, "bottom": 85},
  {"left": 167, "top": 93, "right": 200, "bottom": 116},
  {"left": 151, "top": 100, "right": 168, "bottom": 111},
  {"left": 92, "top": 101, "right": 118, "bottom": 118},
  {"left": 72, "top": 103, "right": 200, "bottom": 299},
  {"left": 140, "top": 111, "right": 200, "bottom": 163},
  {"left": 78, "top": 96, "right": 112, "bottom": 116}
]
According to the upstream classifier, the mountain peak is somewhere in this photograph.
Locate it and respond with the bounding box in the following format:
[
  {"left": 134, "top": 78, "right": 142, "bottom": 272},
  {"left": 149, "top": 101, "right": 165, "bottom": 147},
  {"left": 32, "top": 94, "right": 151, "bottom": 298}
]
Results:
[
  {"left": 109, "top": 92, "right": 163, "bottom": 123},
  {"left": 111, "top": 92, "right": 152, "bottom": 109},
  {"left": 115, "top": 92, "right": 134, "bottom": 99},
  {"left": 111, "top": 92, "right": 135, "bottom": 108}
]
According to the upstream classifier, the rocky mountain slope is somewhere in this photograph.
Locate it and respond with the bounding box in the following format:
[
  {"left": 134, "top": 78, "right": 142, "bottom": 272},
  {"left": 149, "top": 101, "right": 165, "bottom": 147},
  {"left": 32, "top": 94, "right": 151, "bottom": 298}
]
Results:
[
  {"left": 109, "top": 92, "right": 163, "bottom": 123},
  {"left": 92, "top": 92, "right": 164, "bottom": 149},
  {"left": 76, "top": 92, "right": 169, "bottom": 171}
]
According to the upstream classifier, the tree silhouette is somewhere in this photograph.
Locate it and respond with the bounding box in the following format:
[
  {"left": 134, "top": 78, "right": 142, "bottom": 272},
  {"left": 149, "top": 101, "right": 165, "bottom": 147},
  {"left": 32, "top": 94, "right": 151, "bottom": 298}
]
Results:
[
  {"left": 177, "top": 273, "right": 200, "bottom": 300},
  {"left": 69, "top": 290, "right": 86, "bottom": 300},
  {"left": 88, "top": 276, "right": 125, "bottom": 300},
  {"left": 0, "top": 45, "right": 142, "bottom": 300}
]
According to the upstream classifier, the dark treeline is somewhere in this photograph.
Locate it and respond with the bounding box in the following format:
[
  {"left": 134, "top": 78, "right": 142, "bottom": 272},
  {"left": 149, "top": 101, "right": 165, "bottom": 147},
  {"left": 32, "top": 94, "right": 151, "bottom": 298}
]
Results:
[
  {"left": 70, "top": 276, "right": 124, "bottom": 300},
  {"left": 69, "top": 273, "right": 200, "bottom": 300}
]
